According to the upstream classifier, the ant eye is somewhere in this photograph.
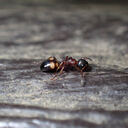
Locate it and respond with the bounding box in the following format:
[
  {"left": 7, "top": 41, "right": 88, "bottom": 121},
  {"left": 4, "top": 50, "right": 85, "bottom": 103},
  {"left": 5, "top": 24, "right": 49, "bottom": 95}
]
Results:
[{"left": 77, "top": 59, "right": 88, "bottom": 69}]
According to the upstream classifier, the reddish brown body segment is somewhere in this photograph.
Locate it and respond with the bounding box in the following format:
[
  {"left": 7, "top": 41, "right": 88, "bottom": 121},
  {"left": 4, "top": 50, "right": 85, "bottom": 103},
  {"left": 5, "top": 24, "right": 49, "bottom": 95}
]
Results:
[{"left": 58, "top": 56, "right": 78, "bottom": 70}]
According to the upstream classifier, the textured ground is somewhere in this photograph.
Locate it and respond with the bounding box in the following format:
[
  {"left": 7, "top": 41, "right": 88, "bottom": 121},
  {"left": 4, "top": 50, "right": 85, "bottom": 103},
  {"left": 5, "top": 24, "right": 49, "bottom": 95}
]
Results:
[{"left": 0, "top": 1, "right": 128, "bottom": 128}]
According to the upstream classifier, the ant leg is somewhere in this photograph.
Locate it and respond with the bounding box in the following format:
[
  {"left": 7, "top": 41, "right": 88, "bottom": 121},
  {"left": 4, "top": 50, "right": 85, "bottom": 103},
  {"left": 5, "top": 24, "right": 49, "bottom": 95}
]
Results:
[
  {"left": 74, "top": 65, "right": 87, "bottom": 77},
  {"left": 56, "top": 62, "right": 63, "bottom": 72},
  {"left": 74, "top": 65, "right": 84, "bottom": 77},
  {"left": 74, "top": 65, "right": 80, "bottom": 71},
  {"left": 81, "top": 67, "right": 86, "bottom": 77},
  {"left": 50, "top": 62, "right": 65, "bottom": 80},
  {"left": 50, "top": 66, "right": 65, "bottom": 80}
]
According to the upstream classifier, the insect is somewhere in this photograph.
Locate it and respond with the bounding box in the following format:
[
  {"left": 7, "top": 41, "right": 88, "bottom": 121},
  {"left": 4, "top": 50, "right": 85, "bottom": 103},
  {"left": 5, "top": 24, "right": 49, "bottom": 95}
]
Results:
[{"left": 40, "top": 56, "right": 91, "bottom": 80}]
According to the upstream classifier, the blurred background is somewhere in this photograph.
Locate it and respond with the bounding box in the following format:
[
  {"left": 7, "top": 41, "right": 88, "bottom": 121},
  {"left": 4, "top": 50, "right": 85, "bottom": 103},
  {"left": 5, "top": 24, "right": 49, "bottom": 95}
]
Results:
[
  {"left": 0, "top": 0, "right": 128, "bottom": 68},
  {"left": 0, "top": 1, "right": 128, "bottom": 128}
]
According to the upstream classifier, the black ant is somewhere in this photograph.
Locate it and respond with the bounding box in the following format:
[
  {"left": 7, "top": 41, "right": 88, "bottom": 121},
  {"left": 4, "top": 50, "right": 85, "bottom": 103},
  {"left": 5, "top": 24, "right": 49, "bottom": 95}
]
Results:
[{"left": 40, "top": 56, "right": 92, "bottom": 80}]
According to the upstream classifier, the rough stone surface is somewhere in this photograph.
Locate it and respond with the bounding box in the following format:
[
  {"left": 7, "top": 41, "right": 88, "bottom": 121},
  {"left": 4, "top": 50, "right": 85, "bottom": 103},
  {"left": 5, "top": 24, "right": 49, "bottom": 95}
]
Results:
[{"left": 0, "top": 1, "right": 128, "bottom": 128}]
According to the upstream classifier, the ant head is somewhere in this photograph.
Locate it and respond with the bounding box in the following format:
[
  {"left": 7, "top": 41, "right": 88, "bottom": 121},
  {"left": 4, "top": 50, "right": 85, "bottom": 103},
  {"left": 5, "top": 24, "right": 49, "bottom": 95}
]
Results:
[{"left": 77, "top": 59, "right": 88, "bottom": 70}]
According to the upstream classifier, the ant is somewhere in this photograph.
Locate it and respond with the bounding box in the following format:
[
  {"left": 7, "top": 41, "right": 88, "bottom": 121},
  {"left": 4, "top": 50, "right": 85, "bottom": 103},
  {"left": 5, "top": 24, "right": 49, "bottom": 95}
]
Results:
[{"left": 40, "top": 56, "right": 92, "bottom": 80}]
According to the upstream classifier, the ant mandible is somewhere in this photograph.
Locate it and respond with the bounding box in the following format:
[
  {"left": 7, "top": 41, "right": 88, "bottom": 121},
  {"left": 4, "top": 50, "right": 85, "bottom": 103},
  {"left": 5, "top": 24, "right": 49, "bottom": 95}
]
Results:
[{"left": 40, "top": 56, "right": 92, "bottom": 80}]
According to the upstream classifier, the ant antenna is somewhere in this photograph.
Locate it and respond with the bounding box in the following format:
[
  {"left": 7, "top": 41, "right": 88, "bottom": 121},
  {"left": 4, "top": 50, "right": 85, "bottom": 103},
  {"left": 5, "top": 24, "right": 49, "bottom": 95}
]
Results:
[{"left": 81, "top": 57, "right": 92, "bottom": 61}]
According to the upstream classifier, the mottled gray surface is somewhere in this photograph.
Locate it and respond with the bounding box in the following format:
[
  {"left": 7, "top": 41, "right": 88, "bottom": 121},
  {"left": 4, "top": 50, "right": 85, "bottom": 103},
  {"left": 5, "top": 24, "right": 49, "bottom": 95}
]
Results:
[
  {"left": 0, "top": 1, "right": 128, "bottom": 128},
  {"left": 0, "top": 103, "right": 128, "bottom": 128}
]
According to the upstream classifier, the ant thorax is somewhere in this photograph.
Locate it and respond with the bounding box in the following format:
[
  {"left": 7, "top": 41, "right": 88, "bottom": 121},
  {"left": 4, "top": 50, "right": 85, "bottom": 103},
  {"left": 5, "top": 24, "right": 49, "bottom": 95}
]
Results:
[{"left": 65, "top": 57, "right": 77, "bottom": 66}]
